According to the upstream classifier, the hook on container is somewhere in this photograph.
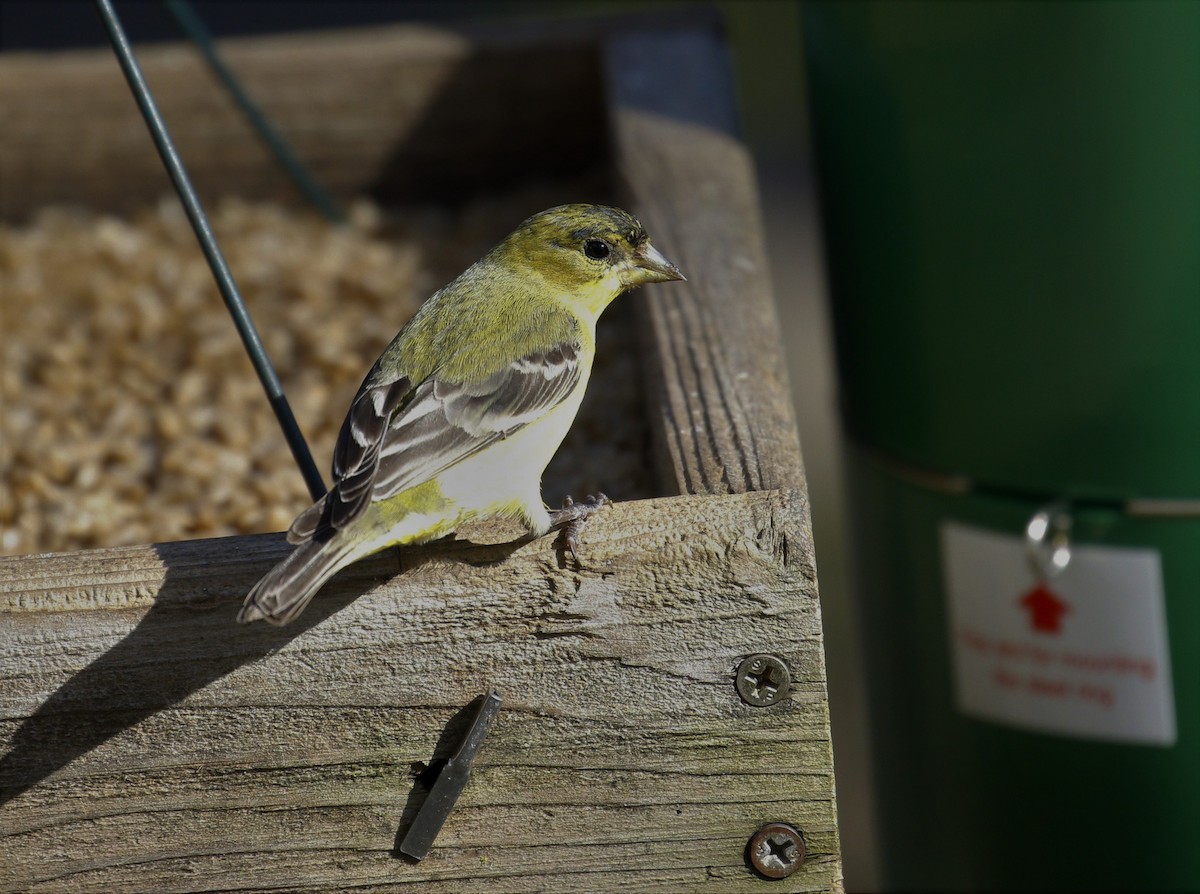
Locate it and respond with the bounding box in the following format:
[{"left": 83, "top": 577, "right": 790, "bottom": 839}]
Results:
[{"left": 1025, "top": 501, "right": 1073, "bottom": 579}]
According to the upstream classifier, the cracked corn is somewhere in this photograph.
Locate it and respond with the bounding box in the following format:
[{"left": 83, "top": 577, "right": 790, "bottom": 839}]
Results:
[{"left": 0, "top": 194, "right": 652, "bottom": 556}]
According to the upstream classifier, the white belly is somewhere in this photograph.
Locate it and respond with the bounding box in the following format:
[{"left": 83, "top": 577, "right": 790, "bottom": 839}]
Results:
[{"left": 435, "top": 380, "right": 587, "bottom": 530}]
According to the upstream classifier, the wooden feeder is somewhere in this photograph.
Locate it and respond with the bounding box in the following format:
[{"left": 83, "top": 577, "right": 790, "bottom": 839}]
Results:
[{"left": 0, "top": 12, "right": 842, "bottom": 892}]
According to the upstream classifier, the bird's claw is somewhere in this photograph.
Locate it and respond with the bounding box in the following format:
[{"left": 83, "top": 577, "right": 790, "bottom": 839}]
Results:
[{"left": 550, "top": 493, "right": 610, "bottom": 564}]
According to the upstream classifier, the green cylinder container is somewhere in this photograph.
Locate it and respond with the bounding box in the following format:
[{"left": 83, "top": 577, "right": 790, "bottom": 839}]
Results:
[
  {"left": 849, "top": 450, "right": 1199, "bottom": 890},
  {"left": 801, "top": 2, "right": 1200, "bottom": 889},
  {"left": 803, "top": 0, "right": 1200, "bottom": 501}
]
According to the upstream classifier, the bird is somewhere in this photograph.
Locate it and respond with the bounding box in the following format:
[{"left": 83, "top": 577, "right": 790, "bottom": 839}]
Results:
[{"left": 238, "top": 203, "right": 685, "bottom": 625}]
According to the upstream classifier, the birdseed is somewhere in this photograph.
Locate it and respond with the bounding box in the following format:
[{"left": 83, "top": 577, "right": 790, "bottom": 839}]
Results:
[{"left": 0, "top": 192, "right": 654, "bottom": 556}]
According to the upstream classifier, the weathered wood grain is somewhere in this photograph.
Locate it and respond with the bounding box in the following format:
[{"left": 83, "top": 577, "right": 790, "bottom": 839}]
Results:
[
  {"left": 0, "top": 490, "right": 836, "bottom": 893},
  {"left": 607, "top": 28, "right": 807, "bottom": 497},
  {"left": 0, "top": 25, "right": 607, "bottom": 220}
]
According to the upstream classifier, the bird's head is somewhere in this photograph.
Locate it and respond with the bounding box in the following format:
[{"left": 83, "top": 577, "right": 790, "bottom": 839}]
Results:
[{"left": 498, "top": 204, "right": 685, "bottom": 315}]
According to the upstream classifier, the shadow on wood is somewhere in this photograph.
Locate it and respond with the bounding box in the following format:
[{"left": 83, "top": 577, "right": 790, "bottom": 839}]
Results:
[
  {"left": 0, "top": 537, "right": 368, "bottom": 807},
  {"left": 367, "top": 41, "right": 610, "bottom": 207},
  {"left": 0, "top": 532, "right": 535, "bottom": 809}
]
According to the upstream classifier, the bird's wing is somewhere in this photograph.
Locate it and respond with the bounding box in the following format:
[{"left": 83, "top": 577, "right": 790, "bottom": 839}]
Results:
[
  {"left": 287, "top": 374, "right": 412, "bottom": 543},
  {"left": 373, "top": 341, "right": 582, "bottom": 501},
  {"left": 291, "top": 342, "right": 582, "bottom": 541}
]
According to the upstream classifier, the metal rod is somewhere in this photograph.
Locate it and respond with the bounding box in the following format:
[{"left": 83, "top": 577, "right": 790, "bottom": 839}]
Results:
[
  {"left": 94, "top": 0, "right": 327, "bottom": 501},
  {"left": 162, "top": 0, "right": 344, "bottom": 223}
]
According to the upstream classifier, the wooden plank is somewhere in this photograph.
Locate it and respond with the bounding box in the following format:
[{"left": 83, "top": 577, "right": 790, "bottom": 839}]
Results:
[
  {"left": 0, "top": 490, "right": 837, "bottom": 893},
  {"left": 0, "top": 25, "right": 607, "bottom": 220},
  {"left": 606, "top": 27, "right": 807, "bottom": 496}
]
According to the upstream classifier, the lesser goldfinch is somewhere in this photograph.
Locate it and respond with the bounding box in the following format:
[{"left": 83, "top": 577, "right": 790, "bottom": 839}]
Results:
[{"left": 239, "top": 204, "right": 684, "bottom": 625}]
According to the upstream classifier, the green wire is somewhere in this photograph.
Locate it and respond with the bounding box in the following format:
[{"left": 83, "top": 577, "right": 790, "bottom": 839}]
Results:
[
  {"left": 94, "top": 0, "right": 328, "bottom": 502},
  {"left": 162, "top": 0, "right": 345, "bottom": 224}
]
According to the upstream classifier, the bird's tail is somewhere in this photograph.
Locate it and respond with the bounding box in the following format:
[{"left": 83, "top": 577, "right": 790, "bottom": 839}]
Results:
[{"left": 238, "top": 535, "right": 356, "bottom": 626}]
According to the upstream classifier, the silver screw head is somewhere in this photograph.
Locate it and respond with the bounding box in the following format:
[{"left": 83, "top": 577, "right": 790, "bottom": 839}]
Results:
[
  {"left": 735, "top": 653, "right": 790, "bottom": 707},
  {"left": 747, "top": 822, "right": 805, "bottom": 879}
]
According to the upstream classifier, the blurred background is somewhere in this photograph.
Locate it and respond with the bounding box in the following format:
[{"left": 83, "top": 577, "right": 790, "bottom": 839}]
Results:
[{"left": 4, "top": 2, "right": 1197, "bottom": 891}]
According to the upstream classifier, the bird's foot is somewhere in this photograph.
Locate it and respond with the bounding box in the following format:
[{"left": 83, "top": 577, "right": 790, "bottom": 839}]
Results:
[{"left": 549, "top": 493, "right": 610, "bottom": 565}]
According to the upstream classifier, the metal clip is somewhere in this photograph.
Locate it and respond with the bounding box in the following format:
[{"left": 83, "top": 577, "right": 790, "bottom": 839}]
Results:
[
  {"left": 398, "top": 689, "right": 502, "bottom": 861},
  {"left": 1025, "top": 501, "right": 1073, "bottom": 579}
]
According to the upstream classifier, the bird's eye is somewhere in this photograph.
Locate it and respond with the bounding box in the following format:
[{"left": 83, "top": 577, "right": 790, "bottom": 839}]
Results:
[{"left": 583, "top": 239, "right": 611, "bottom": 261}]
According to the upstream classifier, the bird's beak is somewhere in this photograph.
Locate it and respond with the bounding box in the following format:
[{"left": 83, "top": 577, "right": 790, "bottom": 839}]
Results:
[{"left": 625, "top": 240, "right": 686, "bottom": 286}]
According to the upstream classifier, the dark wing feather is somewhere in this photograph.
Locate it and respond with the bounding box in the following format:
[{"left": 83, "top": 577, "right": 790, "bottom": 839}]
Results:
[
  {"left": 324, "top": 375, "right": 413, "bottom": 531},
  {"left": 292, "top": 342, "right": 582, "bottom": 541},
  {"left": 287, "top": 375, "right": 412, "bottom": 543}
]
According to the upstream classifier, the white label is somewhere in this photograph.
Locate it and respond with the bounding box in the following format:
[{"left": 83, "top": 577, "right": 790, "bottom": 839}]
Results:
[{"left": 942, "top": 521, "right": 1175, "bottom": 745}]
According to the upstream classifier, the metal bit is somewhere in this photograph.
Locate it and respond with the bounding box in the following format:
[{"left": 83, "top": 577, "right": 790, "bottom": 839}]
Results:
[{"left": 398, "top": 689, "right": 502, "bottom": 861}]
